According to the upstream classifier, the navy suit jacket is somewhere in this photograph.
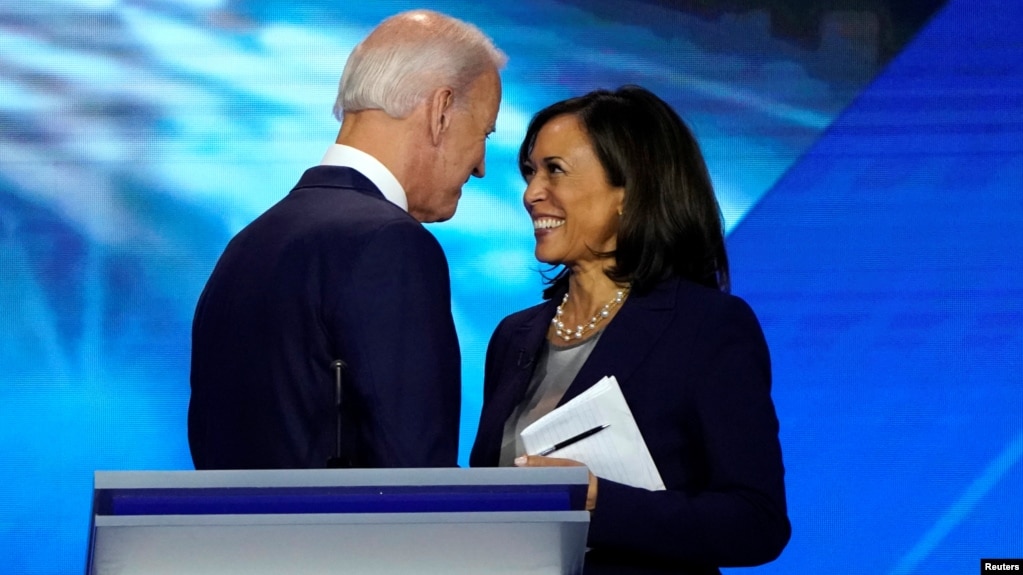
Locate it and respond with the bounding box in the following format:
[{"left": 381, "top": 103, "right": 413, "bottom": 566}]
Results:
[
  {"left": 189, "top": 166, "right": 460, "bottom": 469},
  {"left": 470, "top": 277, "right": 790, "bottom": 574}
]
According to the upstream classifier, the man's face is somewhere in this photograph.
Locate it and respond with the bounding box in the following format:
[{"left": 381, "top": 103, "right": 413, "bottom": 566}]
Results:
[{"left": 411, "top": 67, "right": 502, "bottom": 223}]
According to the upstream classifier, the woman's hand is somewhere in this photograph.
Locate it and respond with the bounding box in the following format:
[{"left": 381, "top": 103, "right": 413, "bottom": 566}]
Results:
[{"left": 514, "top": 455, "right": 598, "bottom": 511}]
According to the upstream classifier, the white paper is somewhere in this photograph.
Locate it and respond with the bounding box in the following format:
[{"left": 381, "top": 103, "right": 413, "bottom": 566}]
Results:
[{"left": 520, "top": 376, "right": 665, "bottom": 491}]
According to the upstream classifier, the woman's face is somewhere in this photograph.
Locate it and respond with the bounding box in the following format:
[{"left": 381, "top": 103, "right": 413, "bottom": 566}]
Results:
[{"left": 522, "top": 114, "right": 624, "bottom": 269}]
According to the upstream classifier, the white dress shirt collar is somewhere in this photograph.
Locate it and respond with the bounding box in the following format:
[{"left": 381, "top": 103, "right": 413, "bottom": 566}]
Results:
[{"left": 320, "top": 144, "right": 408, "bottom": 212}]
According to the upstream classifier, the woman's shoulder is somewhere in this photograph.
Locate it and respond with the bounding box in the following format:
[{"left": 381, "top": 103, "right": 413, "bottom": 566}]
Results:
[{"left": 654, "top": 276, "right": 762, "bottom": 326}]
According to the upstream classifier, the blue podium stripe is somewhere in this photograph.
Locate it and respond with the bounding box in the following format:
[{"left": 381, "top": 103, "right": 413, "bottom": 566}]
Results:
[{"left": 95, "top": 484, "right": 586, "bottom": 516}]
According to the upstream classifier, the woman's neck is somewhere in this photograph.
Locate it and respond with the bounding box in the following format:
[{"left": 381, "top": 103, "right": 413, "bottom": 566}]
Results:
[
  {"left": 566, "top": 268, "right": 620, "bottom": 315},
  {"left": 550, "top": 263, "right": 629, "bottom": 343}
]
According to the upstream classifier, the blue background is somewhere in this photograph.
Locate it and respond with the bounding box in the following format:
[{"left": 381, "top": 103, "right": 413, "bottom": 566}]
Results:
[{"left": 1, "top": 0, "right": 1020, "bottom": 572}]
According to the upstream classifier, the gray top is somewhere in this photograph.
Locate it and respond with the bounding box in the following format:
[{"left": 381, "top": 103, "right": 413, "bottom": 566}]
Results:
[{"left": 499, "top": 332, "right": 603, "bottom": 466}]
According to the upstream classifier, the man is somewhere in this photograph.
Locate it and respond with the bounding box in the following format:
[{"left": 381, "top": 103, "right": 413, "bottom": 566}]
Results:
[{"left": 188, "top": 10, "right": 505, "bottom": 469}]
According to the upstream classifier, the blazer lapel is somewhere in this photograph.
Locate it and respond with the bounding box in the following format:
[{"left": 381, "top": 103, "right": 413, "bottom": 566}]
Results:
[
  {"left": 502, "top": 303, "right": 556, "bottom": 409},
  {"left": 473, "top": 299, "right": 557, "bottom": 464},
  {"left": 558, "top": 278, "right": 678, "bottom": 406}
]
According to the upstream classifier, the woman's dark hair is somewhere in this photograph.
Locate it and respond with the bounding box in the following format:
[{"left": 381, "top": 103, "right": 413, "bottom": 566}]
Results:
[{"left": 519, "top": 85, "right": 730, "bottom": 298}]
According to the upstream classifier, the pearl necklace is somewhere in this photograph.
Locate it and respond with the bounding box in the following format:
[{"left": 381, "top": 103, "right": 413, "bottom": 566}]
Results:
[{"left": 552, "top": 287, "right": 629, "bottom": 342}]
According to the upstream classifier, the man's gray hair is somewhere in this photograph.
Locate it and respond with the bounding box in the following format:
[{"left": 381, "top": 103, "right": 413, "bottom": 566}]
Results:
[{"left": 334, "top": 10, "right": 507, "bottom": 121}]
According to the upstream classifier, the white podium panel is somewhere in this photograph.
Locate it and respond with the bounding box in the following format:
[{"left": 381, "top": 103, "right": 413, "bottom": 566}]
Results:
[{"left": 87, "top": 468, "right": 590, "bottom": 575}]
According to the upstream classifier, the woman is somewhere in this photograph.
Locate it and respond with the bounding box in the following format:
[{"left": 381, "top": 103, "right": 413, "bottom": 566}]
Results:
[{"left": 470, "top": 86, "right": 790, "bottom": 574}]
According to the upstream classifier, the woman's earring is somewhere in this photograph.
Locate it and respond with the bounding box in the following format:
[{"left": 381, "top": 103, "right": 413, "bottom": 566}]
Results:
[{"left": 617, "top": 207, "right": 623, "bottom": 216}]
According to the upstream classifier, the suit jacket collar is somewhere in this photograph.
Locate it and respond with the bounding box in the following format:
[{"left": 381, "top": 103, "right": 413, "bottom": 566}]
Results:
[
  {"left": 320, "top": 144, "right": 408, "bottom": 211},
  {"left": 291, "top": 165, "right": 386, "bottom": 202}
]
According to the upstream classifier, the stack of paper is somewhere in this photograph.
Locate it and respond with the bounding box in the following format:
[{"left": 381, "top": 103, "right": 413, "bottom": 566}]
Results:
[{"left": 520, "top": 376, "right": 665, "bottom": 491}]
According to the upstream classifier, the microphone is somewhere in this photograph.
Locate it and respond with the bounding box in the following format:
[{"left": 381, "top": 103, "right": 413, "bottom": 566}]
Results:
[{"left": 326, "top": 359, "right": 349, "bottom": 468}]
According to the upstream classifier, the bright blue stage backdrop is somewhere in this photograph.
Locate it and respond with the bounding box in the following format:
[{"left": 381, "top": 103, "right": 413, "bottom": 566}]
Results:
[
  {"left": 1, "top": 0, "right": 1019, "bottom": 573},
  {"left": 729, "top": 0, "right": 1023, "bottom": 572}
]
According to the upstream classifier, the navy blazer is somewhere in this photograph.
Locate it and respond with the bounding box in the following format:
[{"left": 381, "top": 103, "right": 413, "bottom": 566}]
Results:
[
  {"left": 189, "top": 166, "right": 460, "bottom": 469},
  {"left": 470, "top": 277, "right": 790, "bottom": 574}
]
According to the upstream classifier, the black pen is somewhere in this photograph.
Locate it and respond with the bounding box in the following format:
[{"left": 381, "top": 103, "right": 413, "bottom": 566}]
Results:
[{"left": 536, "top": 424, "right": 610, "bottom": 456}]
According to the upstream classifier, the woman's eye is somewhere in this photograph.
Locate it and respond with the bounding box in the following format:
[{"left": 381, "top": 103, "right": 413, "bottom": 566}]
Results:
[
  {"left": 521, "top": 164, "right": 536, "bottom": 178},
  {"left": 546, "top": 162, "right": 564, "bottom": 174}
]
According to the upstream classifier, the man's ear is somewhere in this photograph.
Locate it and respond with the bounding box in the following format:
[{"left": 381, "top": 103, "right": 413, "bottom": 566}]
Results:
[{"left": 428, "top": 86, "right": 455, "bottom": 145}]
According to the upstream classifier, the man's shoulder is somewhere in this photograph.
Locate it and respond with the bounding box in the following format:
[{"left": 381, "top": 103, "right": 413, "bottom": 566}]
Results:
[
  {"left": 285, "top": 165, "right": 402, "bottom": 217},
  {"left": 220, "top": 167, "right": 426, "bottom": 267},
  {"left": 268, "top": 166, "right": 416, "bottom": 232}
]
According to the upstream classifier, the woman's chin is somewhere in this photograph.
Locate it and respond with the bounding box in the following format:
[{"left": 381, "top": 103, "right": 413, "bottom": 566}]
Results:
[{"left": 533, "top": 250, "right": 563, "bottom": 266}]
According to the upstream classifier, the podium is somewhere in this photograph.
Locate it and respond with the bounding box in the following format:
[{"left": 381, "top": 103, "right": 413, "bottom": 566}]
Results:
[{"left": 86, "top": 467, "right": 590, "bottom": 575}]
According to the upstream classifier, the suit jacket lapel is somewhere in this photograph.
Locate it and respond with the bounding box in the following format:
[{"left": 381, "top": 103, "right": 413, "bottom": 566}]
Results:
[
  {"left": 474, "top": 299, "right": 557, "bottom": 463},
  {"left": 558, "top": 278, "right": 678, "bottom": 406},
  {"left": 501, "top": 303, "right": 556, "bottom": 410}
]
